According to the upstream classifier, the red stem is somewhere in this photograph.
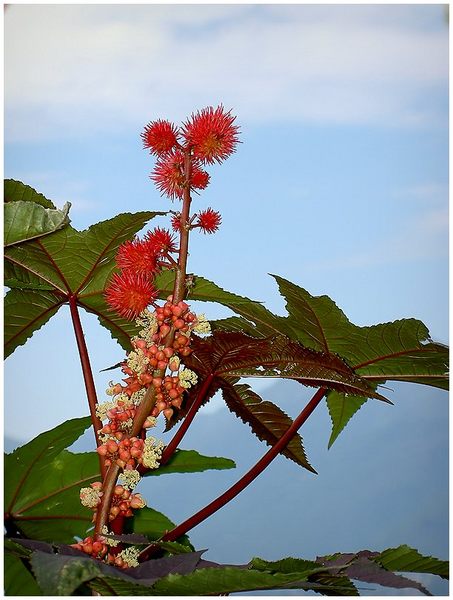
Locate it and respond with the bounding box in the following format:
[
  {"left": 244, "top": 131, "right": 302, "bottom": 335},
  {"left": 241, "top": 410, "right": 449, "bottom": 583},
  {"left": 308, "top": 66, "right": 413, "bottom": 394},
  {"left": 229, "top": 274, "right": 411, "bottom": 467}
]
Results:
[
  {"left": 160, "top": 374, "right": 215, "bottom": 465},
  {"left": 68, "top": 295, "right": 105, "bottom": 478},
  {"left": 140, "top": 387, "right": 326, "bottom": 560}
]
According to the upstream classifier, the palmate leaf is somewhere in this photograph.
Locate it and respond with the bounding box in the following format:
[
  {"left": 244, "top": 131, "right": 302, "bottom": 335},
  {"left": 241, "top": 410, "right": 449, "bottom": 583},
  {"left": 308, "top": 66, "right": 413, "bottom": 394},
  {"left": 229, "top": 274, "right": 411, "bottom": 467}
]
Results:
[
  {"left": 170, "top": 331, "right": 383, "bottom": 472},
  {"left": 4, "top": 200, "right": 164, "bottom": 356},
  {"left": 157, "top": 273, "right": 448, "bottom": 447}
]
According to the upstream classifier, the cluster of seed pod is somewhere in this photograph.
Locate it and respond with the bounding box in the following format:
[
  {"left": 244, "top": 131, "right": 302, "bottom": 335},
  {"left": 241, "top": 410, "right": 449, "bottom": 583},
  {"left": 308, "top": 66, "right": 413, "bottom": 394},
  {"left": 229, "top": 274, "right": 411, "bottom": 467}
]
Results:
[
  {"left": 106, "top": 298, "right": 202, "bottom": 422},
  {"left": 72, "top": 536, "right": 109, "bottom": 560},
  {"left": 71, "top": 534, "right": 140, "bottom": 569},
  {"left": 97, "top": 436, "right": 151, "bottom": 470}
]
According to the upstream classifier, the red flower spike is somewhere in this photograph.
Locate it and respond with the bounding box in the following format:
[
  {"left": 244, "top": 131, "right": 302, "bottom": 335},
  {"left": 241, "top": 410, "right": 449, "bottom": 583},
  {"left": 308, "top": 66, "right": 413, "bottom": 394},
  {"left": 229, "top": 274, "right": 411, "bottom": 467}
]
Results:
[
  {"left": 196, "top": 208, "right": 222, "bottom": 234},
  {"left": 151, "top": 150, "right": 210, "bottom": 199},
  {"left": 183, "top": 105, "right": 240, "bottom": 165},
  {"left": 141, "top": 119, "right": 179, "bottom": 156},
  {"left": 116, "top": 238, "right": 160, "bottom": 276},
  {"left": 145, "top": 227, "right": 178, "bottom": 255},
  {"left": 105, "top": 271, "right": 158, "bottom": 321}
]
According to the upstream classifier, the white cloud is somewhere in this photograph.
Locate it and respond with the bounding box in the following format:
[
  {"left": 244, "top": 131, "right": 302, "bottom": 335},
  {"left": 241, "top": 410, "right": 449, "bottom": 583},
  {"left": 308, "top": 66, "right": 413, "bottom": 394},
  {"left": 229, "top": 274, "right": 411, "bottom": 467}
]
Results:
[{"left": 4, "top": 4, "right": 448, "bottom": 141}]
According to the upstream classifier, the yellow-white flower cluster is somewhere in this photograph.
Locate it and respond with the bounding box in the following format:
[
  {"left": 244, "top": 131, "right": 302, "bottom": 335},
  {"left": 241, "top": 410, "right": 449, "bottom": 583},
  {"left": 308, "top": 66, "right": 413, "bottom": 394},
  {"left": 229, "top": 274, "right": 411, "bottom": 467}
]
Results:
[
  {"left": 142, "top": 437, "right": 165, "bottom": 469},
  {"left": 117, "top": 546, "right": 140, "bottom": 567},
  {"left": 101, "top": 525, "right": 120, "bottom": 547},
  {"left": 193, "top": 313, "right": 211, "bottom": 335},
  {"left": 126, "top": 348, "right": 149, "bottom": 375},
  {"left": 179, "top": 368, "right": 198, "bottom": 389},
  {"left": 135, "top": 309, "right": 158, "bottom": 344},
  {"left": 118, "top": 469, "right": 141, "bottom": 490},
  {"left": 79, "top": 486, "right": 102, "bottom": 509}
]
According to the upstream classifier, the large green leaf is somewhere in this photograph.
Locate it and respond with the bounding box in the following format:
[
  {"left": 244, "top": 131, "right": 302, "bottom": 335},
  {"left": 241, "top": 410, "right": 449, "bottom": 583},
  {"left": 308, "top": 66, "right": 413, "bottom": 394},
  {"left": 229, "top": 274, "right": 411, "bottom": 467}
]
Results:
[
  {"left": 4, "top": 417, "right": 96, "bottom": 543},
  {"left": 4, "top": 207, "right": 164, "bottom": 357},
  {"left": 5, "top": 200, "right": 71, "bottom": 247},
  {"left": 161, "top": 273, "right": 447, "bottom": 447},
  {"left": 4, "top": 417, "right": 233, "bottom": 544}
]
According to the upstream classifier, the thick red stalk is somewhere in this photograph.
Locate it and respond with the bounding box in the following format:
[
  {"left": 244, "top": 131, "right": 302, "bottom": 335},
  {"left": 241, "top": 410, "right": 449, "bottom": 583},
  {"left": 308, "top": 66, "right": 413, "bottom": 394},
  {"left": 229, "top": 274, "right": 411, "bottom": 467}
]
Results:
[
  {"left": 159, "top": 387, "right": 326, "bottom": 545},
  {"left": 68, "top": 295, "right": 105, "bottom": 477}
]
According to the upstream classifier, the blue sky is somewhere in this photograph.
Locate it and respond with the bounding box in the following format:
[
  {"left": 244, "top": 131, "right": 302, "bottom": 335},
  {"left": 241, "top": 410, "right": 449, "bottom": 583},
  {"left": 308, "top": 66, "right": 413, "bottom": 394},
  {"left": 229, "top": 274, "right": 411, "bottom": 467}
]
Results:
[{"left": 4, "top": 4, "right": 449, "bottom": 594}]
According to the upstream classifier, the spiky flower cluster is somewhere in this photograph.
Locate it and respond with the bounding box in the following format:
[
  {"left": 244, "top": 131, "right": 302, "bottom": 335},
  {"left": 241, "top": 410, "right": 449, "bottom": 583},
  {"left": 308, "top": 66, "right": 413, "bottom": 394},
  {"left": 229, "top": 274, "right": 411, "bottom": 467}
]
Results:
[
  {"left": 104, "top": 227, "right": 178, "bottom": 321},
  {"left": 142, "top": 104, "right": 239, "bottom": 186}
]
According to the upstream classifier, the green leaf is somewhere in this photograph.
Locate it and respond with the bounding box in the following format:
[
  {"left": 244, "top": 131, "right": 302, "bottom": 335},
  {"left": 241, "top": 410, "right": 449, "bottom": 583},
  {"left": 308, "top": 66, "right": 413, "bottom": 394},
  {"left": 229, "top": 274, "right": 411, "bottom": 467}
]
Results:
[
  {"left": 124, "top": 507, "right": 190, "bottom": 545},
  {"left": 4, "top": 179, "right": 56, "bottom": 209},
  {"left": 272, "top": 275, "right": 448, "bottom": 390},
  {"left": 221, "top": 382, "right": 316, "bottom": 472},
  {"left": 5, "top": 417, "right": 97, "bottom": 543},
  {"left": 4, "top": 288, "right": 65, "bottom": 358},
  {"left": 30, "top": 551, "right": 104, "bottom": 596},
  {"left": 4, "top": 208, "right": 164, "bottom": 356},
  {"left": 4, "top": 551, "right": 43, "bottom": 596},
  {"left": 144, "top": 449, "right": 235, "bottom": 476},
  {"left": 5, "top": 200, "right": 71, "bottom": 247},
  {"left": 374, "top": 545, "right": 449, "bottom": 579},
  {"left": 150, "top": 565, "right": 330, "bottom": 595},
  {"left": 326, "top": 393, "right": 369, "bottom": 449}
]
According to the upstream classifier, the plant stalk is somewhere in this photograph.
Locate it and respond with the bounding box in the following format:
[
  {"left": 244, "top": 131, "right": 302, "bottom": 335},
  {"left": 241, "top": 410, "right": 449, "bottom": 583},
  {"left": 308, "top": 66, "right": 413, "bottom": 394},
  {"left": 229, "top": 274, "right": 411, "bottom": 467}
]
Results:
[
  {"left": 68, "top": 295, "right": 105, "bottom": 477},
  {"left": 95, "top": 150, "right": 194, "bottom": 537}
]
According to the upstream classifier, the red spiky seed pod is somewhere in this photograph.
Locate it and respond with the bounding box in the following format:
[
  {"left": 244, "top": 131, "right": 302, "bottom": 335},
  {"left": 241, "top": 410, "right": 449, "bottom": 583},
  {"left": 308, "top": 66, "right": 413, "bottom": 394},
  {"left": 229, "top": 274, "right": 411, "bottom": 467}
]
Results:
[
  {"left": 196, "top": 208, "right": 222, "bottom": 234},
  {"left": 151, "top": 150, "right": 210, "bottom": 199},
  {"left": 105, "top": 271, "right": 158, "bottom": 321},
  {"left": 141, "top": 119, "right": 180, "bottom": 156},
  {"left": 116, "top": 238, "right": 160, "bottom": 276},
  {"left": 145, "top": 227, "right": 178, "bottom": 254},
  {"left": 182, "top": 105, "right": 240, "bottom": 165}
]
